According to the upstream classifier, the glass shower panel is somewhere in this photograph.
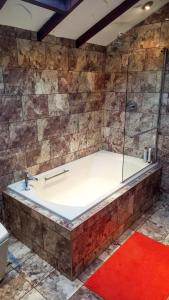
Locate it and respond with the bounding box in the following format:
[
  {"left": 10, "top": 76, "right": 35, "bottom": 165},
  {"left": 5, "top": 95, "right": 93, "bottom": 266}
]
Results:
[{"left": 122, "top": 94, "right": 159, "bottom": 182}]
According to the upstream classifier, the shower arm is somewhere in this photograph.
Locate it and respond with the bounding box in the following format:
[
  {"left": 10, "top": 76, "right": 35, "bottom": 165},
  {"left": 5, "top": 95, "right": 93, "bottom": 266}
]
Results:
[{"left": 129, "top": 127, "right": 157, "bottom": 138}]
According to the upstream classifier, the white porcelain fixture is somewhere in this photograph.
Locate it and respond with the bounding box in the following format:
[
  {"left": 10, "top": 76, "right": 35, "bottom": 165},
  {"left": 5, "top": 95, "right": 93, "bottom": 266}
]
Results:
[
  {"left": 0, "top": 223, "right": 9, "bottom": 281},
  {"left": 8, "top": 151, "right": 153, "bottom": 221}
]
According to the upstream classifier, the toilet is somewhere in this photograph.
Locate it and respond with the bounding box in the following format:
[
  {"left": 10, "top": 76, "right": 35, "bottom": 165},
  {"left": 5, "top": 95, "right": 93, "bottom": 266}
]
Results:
[{"left": 0, "top": 223, "right": 9, "bottom": 281}]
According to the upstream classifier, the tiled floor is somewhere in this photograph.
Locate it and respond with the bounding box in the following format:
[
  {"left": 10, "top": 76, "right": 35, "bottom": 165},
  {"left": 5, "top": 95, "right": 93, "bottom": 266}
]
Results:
[{"left": 1, "top": 197, "right": 169, "bottom": 300}]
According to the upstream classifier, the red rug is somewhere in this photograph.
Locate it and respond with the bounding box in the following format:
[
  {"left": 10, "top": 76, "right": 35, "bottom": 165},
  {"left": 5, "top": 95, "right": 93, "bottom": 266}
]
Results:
[{"left": 85, "top": 232, "right": 169, "bottom": 300}]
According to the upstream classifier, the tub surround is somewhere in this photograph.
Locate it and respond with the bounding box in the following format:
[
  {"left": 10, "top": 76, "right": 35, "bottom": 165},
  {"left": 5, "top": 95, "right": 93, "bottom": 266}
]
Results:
[{"left": 3, "top": 163, "right": 161, "bottom": 279}]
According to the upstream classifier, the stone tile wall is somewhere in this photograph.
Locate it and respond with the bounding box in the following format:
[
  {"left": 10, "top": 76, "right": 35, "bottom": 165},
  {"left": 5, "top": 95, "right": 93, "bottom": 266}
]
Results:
[
  {"left": 0, "top": 26, "right": 105, "bottom": 218},
  {"left": 104, "top": 3, "right": 169, "bottom": 196},
  {"left": 1, "top": 3, "right": 169, "bottom": 220}
]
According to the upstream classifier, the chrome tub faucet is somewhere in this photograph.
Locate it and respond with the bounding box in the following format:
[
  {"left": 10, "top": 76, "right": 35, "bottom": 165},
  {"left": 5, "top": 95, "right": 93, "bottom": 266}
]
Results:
[{"left": 24, "top": 171, "right": 38, "bottom": 190}]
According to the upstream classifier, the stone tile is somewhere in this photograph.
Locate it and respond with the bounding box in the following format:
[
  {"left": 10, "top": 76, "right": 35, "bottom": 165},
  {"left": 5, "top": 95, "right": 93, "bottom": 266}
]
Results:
[
  {"left": 60, "top": 114, "right": 79, "bottom": 134},
  {"left": 15, "top": 28, "right": 32, "bottom": 40},
  {"left": 160, "top": 21, "right": 169, "bottom": 47},
  {"left": 0, "top": 174, "right": 13, "bottom": 194},
  {"left": 25, "top": 140, "right": 50, "bottom": 167},
  {"left": 58, "top": 72, "right": 104, "bottom": 93},
  {"left": 27, "top": 161, "right": 52, "bottom": 177},
  {"left": 0, "top": 67, "right": 4, "bottom": 94},
  {"left": 132, "top": 23, "right": 161, "bottom": 49},
  {"left": 0, "top": 148, "right": 26, "bottom": 177},
  {"left": 0, "top": 123, "right": 10, "bottom": 151},
  {"left": 78, "top": 259, "right": 103, "bottom": 283},
  {"left": 128, "top": 50, "right": 146, "bottom": 72},
  {"left": 164, "top": 71, "right": 169, "bottom": 93},
  {"left": 103, "top": 110, "right": 125, "bottom": 129},
  {"left": 17, "top": 39, "right": 46, "bottom": 69},
  {"left": 51, "top": 136, "right": 70, "bottom": 158},
  {"left": 36, "top": 270, "right": 82, "bottom": 300},
  {"left": 0, "top": 269, "right": 32, "bottom": 300},
  {"left": 114, "top": 229, "right": 134, "bottom": 245},
  {"left": 22, "top": 95, "right": 49, "bottom": 120},
  {"left": 104, "top": 92, "right": 125, "bottom": 111},
  {"left": 161, "top": 93, "right": 169, "bottom": 114},
  {"left": 98, "top": 243, "right": 119, "bottom": 261},
  {"left": 4, "top": 68, "right": 34, "bottom": 95},
  {"left": 141, "top": 93, "right": 159, "bottom": 113},
  {"left": 128, "top": 71, "right": 160, "bottom": 93},
  {"left": 105, "top": 54, "right": 122, "bottom": 73},
  {"left": 48, "top": 94, "right": 69, "bottom": 116},
  {"left": 144, "top": 48, "right": 163, "bottom": 71},
  {"left": 129, "top": 214, "right": 147, "bottom": 231},
  {"left": 149, "top": 208, "right": 169, "bottom": 231},
  {"left": 46, "top": 44, "right": 68, "bottom": 70},
  {"left": 43, "top": 228, "right": 71, "bottom": 274},
  {"left": 70, "top": 286, "right": 103, "bottom": 300},
  {"left": 21, "top": 288, "right": 45, "bottom": 300},
  {"left": 105, "top": 72, "right": 127, "bottom": 92},
  {"left": 86, "top": 129, "right": 101, "bottom": 148},
  {"left": 8, "top": 240, "right": 33, "bottom": 269},
  {"left": 16, "top": 254, "right": 54, "bottom": 287},
  {"left": 138, "top": 220, "right": 168, "bottom": 242},
  {"left": 37, "top": 117, "right": 60, "bottom": 141},
  {"left": 4, "top": 68, "right": 58, "bottom": 95},
  {"left": 9, "top": 121, "right": 38, "bottom": 147},
  {"left": 69, "top": 49, "right": 105, "bottom": 72},
  {"left": 0, "top": 37, "right": 17, "bottom": 68},
  {"left": 78, "top": 112, "right": 95, "bottom": 131},
  {"left": 0, "top": 96, "right": 23, "bottom": 122},
  {"left": 117, "top": 195, "right": 134, "bottom": 226}
]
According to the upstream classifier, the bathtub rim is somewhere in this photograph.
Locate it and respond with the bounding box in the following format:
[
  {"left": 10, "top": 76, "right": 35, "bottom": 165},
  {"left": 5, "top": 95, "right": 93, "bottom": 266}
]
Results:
[
  {"left": 3, "top": 161, "right": 161, "bottom": 233},
  {"left": 7, "top": 160, "right": 158, "bottom": 222}
]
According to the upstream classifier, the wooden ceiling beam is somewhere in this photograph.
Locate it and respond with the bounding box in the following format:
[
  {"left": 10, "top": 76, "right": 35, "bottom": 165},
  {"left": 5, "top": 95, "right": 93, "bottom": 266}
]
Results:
[
  {"left": 37, "top": 0, "right": 84, "bottom": 41},
  {"left": 21, "top": 0, "right": 68, "bottom": 13},
  {"left": 0, "top": 0, "right": 7, "bottom": 9},
  {"left": 76, "top": 0, "right": 140, "bottom": 47}
]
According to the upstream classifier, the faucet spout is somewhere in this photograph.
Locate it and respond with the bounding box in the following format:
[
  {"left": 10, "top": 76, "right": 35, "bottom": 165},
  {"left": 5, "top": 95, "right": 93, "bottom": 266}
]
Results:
[{"left": 24, "top": 172, "right": 38, "bottom": 190}]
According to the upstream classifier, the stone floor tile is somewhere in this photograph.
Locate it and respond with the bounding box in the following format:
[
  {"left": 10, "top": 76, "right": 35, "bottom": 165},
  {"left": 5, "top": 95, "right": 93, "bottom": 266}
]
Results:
[
  {"left": 21, "top": 288, "right": 45, "bottom": 300},
  {"left": 8, "top": 240, "right": 33, "bottom": 269},
  {"left": 149, "top": 208, "right": 169, "bottom": 231},
  {"left": 0, "top": 270, "right": 32, "bottom": 300},
  {"left": 69, "top": 286, "right": 103, "bottom": 300},
  {"left": 138, "top": 220, "right": 168, "bottom": 241},
  {"left": 8, "top": 235, "right": 18, "bottom": 246},
  {"left": 114, "top": 229, "right": 134, "bottom": 245},
  {"left": 99, "top": 244, "right": 119, "bottom": 261},
  {"left": 16, "top": 254, "right": 54, "bottom": 287},
  {"left": 163, "top": 234, "right": 169, "bottom": 245},
  {"left": 78, "top": 259, "right": 103, "bottom": 283},
  {"left": 130, "top": 215, "right": 147, "bottom": 230},
  {"left": 36, "top": 270, "right": 82, "bottom": 300}
]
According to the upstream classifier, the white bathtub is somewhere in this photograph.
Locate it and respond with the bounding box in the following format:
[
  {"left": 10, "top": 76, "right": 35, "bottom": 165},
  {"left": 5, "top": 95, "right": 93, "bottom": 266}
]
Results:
[{"left": 8, "top": 150, "right": 152, "bottom": 221}]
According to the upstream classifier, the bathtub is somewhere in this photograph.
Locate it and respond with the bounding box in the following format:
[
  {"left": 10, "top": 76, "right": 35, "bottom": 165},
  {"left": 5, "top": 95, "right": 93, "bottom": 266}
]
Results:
[
  {"left": 8, "top": 150, "right": 151, "bottom": 221},
  {"left": 4, "top": 150, "right": 161, "bottom": 279}
]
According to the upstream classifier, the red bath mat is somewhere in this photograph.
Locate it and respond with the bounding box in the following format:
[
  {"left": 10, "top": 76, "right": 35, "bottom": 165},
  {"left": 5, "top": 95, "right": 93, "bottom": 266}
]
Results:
[{"left": 85, "top": 232, "right": 169, "bottom": 300}]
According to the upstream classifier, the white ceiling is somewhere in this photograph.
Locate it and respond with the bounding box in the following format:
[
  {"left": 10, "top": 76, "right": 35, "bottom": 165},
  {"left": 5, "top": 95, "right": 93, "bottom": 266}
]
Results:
[{"left": 0, "top": 0, "right": 169, "bottom": 46}]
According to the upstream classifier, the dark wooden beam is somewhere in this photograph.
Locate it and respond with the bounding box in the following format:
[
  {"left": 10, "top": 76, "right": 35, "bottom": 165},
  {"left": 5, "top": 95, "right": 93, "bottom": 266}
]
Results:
[
  {"left": 37, "top": 0, "right": 84, "bottom": 41},
  {"left": 22, "top": 0, "right": 68, "bottom": 13},
  {"left": 0, "top": 0, "right": 7, "bottom": 9},
  {"left": 76, "top": 0, "right": 140, "bottom": 47}
]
